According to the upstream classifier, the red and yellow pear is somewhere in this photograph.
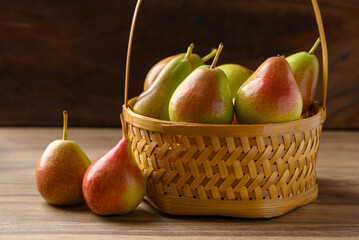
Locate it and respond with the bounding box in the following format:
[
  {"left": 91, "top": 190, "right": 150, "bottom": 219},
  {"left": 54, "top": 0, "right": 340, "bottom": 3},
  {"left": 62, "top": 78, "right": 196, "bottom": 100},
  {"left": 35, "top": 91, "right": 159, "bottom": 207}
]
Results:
[
  {"left": 169, "top": 43, "right": 234, "bottom": 124},
  {"left": 82, "top": 116, "right": 146, "bottom": 215},
  {"left": 234, "top": 57, "right": 303, "bottom": 124},
  {"left": 35, "top": 111, "right": 91, "bottom": 205}
]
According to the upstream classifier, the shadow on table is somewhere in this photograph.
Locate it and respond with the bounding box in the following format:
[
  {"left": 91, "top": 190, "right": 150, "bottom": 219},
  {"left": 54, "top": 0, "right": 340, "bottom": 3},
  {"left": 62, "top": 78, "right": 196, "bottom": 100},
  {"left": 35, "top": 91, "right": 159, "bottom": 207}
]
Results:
[
  {"left": 316, "top": 177, "right": 359, "bottom": 205},
  {"left": 94, "top": 205, "right": 161, "bottom": 224},
  {"left": 43, "top": 202, "right": 90, "bottom": 212}
]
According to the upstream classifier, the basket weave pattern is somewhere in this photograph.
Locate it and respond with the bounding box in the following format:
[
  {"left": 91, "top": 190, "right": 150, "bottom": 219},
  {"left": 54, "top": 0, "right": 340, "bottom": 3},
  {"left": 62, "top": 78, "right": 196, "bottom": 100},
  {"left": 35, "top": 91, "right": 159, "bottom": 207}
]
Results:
[{"left": 127, "top": 122, "right": 322, "bottom": 202}]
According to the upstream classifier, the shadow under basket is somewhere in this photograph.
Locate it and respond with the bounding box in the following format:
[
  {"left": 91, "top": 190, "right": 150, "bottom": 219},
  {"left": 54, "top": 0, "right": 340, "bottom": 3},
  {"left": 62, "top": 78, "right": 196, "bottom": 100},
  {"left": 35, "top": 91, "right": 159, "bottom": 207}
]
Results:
[
  {"left": 123, "top": 101, "right": 326, "bottom": 218},
  {"left": 122, "top": 0, "right": 328, "bottom": 218}
]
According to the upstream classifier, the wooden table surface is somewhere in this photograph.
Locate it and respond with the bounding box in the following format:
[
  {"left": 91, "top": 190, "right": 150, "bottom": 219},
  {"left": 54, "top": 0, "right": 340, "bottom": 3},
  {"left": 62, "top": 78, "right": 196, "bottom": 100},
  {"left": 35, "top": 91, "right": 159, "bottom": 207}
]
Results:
[{"left": 1, "top": 128, "right": 358, "bottom": 239}]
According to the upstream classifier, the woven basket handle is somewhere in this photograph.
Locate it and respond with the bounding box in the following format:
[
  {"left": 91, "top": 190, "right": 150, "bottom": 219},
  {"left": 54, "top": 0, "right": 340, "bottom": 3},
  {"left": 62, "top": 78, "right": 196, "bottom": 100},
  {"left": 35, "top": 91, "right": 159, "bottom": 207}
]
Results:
[{"left": 124, "top": 0, "right": 328, "bottom": 107}]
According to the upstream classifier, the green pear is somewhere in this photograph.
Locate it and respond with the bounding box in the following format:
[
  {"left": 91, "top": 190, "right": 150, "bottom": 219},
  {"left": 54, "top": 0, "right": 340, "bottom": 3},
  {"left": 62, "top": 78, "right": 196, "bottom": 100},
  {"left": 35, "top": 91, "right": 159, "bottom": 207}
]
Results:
[
  {"left": 286, "top": 38, "right": 320, "bottom": 112},
  {"left": 133, "top": 44, "right": 195, "bottom": 121},
  {"left": 169, "top": 43, "right": 234, "bottom": 124},
  {"left": 217, "top": 64, "right": 253, "bottom": 99},
  {"left": 143, "top": 48, "right": 217, "bottom": 90},
  {"left": 234, "top": 57, "right": 303, "bottom": 124},
  {"left": 35, "top": 111, "right": 91, "bottom": 205}
]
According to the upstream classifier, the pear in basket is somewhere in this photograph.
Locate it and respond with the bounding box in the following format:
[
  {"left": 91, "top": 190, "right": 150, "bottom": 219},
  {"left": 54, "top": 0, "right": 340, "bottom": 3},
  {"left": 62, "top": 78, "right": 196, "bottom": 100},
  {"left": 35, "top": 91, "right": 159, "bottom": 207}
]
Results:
[
  {"left": 133, "top": 44, "right": 195, "bottom": 121},
  {"left": 286, "top": 38, "right": 320, "bottom": 112},
  {"left": 169, "top": 43, "right": 234, "bottom": 124},
  {"left": 217, "top": 63, "right": 253, "bottom": 99},
  {"left": 234, "top": 56, "right": 303, "bottom": 124},
  {"left": 143, "top": 48, "right": 217, "bottom": 90}
]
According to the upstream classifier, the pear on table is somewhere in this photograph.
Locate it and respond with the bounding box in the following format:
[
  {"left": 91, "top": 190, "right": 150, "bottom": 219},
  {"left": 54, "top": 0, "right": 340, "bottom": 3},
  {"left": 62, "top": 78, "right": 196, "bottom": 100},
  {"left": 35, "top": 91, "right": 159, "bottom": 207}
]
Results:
[
  {"left": 143, "top": 48, "right": 217, "bottom": 90},
  {"left": 234, "top": 57, "right": 303, "bottom": 124},
  {"left": 82, "top": 116, "right": 146, "bottom": 215},
  {"left": 35, "top": 111, "right": 91, "bottom": 205},
  {"left": 133, "top": 44, "right": 196, "bottom": 121},
  {"left": 169, "top": 43, "right": 234, "bottom": 124},
  {"left": 286, "top": 38, "right": 320, "bottom": 112},
  {"left": 218, "top": 63, "right": 253, "bottom": 99}
]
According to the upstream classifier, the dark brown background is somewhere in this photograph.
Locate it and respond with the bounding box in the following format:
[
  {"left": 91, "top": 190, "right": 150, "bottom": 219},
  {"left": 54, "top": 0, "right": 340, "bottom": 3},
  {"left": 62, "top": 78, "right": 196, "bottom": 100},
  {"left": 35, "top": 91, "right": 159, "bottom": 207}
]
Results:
[{"left": 0, "top": 0, "right": 358, "bottom": 128}]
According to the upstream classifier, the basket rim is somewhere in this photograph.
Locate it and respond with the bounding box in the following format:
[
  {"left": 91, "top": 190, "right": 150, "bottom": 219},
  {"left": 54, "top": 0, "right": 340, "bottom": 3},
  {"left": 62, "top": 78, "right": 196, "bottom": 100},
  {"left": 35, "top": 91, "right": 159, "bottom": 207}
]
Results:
[{"left": 123, "top": 98, "right": 326, "bottom": 137}]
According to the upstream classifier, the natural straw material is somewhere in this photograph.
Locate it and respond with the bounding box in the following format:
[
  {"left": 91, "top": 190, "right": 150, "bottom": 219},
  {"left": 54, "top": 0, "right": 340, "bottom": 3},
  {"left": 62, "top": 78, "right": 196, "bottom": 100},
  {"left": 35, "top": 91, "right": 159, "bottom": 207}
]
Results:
[
  {"left": 123, "top": 101, "right": 325, "bottom": 218},
  {"left": 122, "top": 0, "right": 328, "bottom": 218}
]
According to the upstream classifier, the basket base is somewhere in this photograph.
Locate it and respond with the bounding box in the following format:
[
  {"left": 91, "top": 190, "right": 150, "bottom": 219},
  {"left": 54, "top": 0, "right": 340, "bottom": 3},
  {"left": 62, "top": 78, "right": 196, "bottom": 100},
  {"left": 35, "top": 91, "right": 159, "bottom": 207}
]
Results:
[{"left": 145, "top": 184, "right": 318, "bottom": 218}]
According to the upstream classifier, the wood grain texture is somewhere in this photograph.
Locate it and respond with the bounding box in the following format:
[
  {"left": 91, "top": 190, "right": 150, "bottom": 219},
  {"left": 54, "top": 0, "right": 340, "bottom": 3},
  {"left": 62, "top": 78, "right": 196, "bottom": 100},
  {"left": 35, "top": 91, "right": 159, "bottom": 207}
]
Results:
[
  {"left": 0, "top": 128, "right": 358, "bottom": 238},
  {"left": 0, "top": 0, "right": 358, "bottom": 128}
]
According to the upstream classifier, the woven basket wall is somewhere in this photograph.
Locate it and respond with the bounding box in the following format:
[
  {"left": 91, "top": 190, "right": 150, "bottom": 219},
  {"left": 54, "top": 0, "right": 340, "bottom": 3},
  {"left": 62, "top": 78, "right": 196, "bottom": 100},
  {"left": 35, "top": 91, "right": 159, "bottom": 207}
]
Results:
[{"left": 123, "top": 101, "right": 326, "bottom": 218}]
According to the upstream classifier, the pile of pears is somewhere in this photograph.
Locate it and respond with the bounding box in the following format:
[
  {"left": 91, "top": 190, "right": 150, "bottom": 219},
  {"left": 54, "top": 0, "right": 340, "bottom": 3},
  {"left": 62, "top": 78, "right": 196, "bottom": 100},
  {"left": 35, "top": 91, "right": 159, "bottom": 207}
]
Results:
[
  {"left": 133, "top": 38, "right": 321, "bottom": 124},
  {"left": 35, "top": 111, "right": 146, "bottom": 215}
]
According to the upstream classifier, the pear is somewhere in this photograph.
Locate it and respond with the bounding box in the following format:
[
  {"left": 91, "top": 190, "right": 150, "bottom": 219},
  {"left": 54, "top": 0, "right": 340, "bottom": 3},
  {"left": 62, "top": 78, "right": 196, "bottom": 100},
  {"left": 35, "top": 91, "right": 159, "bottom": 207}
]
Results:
[
  {"left": 133, "top": 44, "right": 195, "bottom": 121},
  {"left": 143, "top": 48, "right": 217, "bottom": 90},
  {"left": 35, "top": 111, "right": 91, "bottom": 205},
  {"left": 234, "top": 57, "right": 303, "bottom": 124},
  {"left": 286, "top": 38, "right": 320, "bottom": 112},
  {"left": 169, "top": 43, "right": 234, "bottom": 124},
  {"left": 82, "top": 116, "right": 146, "bottom": 215},
  {"left": 217, "top": 64, "right": 253, "bottom": 99}
]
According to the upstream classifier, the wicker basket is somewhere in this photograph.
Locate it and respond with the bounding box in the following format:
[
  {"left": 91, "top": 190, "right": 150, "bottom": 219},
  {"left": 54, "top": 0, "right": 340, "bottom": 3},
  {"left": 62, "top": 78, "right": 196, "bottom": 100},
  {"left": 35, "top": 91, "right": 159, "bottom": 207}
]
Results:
[{"left": 122, "top": 0, "right": 328, "bottom": 218}]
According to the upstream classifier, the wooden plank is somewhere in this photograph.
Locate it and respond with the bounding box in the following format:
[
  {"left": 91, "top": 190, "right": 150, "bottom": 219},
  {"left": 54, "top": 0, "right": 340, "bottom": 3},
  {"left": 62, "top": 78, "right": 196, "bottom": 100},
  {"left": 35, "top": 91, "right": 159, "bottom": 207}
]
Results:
[
  {"left": 0, "top": 128, "right": 358, "bottom": 238},
  {"left": 0, "top": 0, "right": 358, "bottom": 128}
]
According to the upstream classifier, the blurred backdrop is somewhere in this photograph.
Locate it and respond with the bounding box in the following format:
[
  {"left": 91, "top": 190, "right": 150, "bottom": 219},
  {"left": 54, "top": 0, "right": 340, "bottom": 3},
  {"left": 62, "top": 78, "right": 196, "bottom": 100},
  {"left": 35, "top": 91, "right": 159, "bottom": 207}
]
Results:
[{"left": 0, "top": 0, "right": 358, "bottom": 128}]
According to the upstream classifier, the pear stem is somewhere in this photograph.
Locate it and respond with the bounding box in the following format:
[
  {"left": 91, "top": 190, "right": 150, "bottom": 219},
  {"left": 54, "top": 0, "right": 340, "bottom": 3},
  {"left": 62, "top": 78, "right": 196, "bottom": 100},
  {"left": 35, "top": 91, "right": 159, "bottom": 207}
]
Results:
[
  {"left": 185, "top": 43, "right": 195, "bottom": 59},
  {"left": 210, "top": 43, "right": 223, "bottom": 69},
  {"left": 309, "top": 37, "right": 321, "bottom": 55},
  {"left": 201, "top": 48, "right": 217, "bottom": 62},
  {"left": 120, "top": 115, "right": 127, "bottom": 139},
  {"left": 62, "top": 111, "right": 68, "bottom": 141}
]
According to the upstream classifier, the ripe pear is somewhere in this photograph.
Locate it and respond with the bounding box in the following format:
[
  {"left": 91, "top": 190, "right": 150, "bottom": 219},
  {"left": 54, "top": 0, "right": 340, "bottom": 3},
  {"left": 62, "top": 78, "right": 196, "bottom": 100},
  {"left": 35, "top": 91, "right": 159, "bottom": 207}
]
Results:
[
  {"left": 143, "top": 48, "right": 217, "bottom": 90},
  {"left": 133, "top": 44, "right": 195, "bottom": 120},
  {"left": 234, "top": 57, "right": 303, "bottom": 124},
  {"left": 286, "top": 38, "right": 320, "bottom": 112},
  {"left": 217, "top": 64, "right": 253, "bottom": 99},
  {"left": 82, "top": 116, "right": 146, "bottom": 215},
  {"left": 35, "top": 111, "right": 91, "bottom": 205},
  {"left": 169, "top": 43, "right": 234, "bottom": 124}
]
